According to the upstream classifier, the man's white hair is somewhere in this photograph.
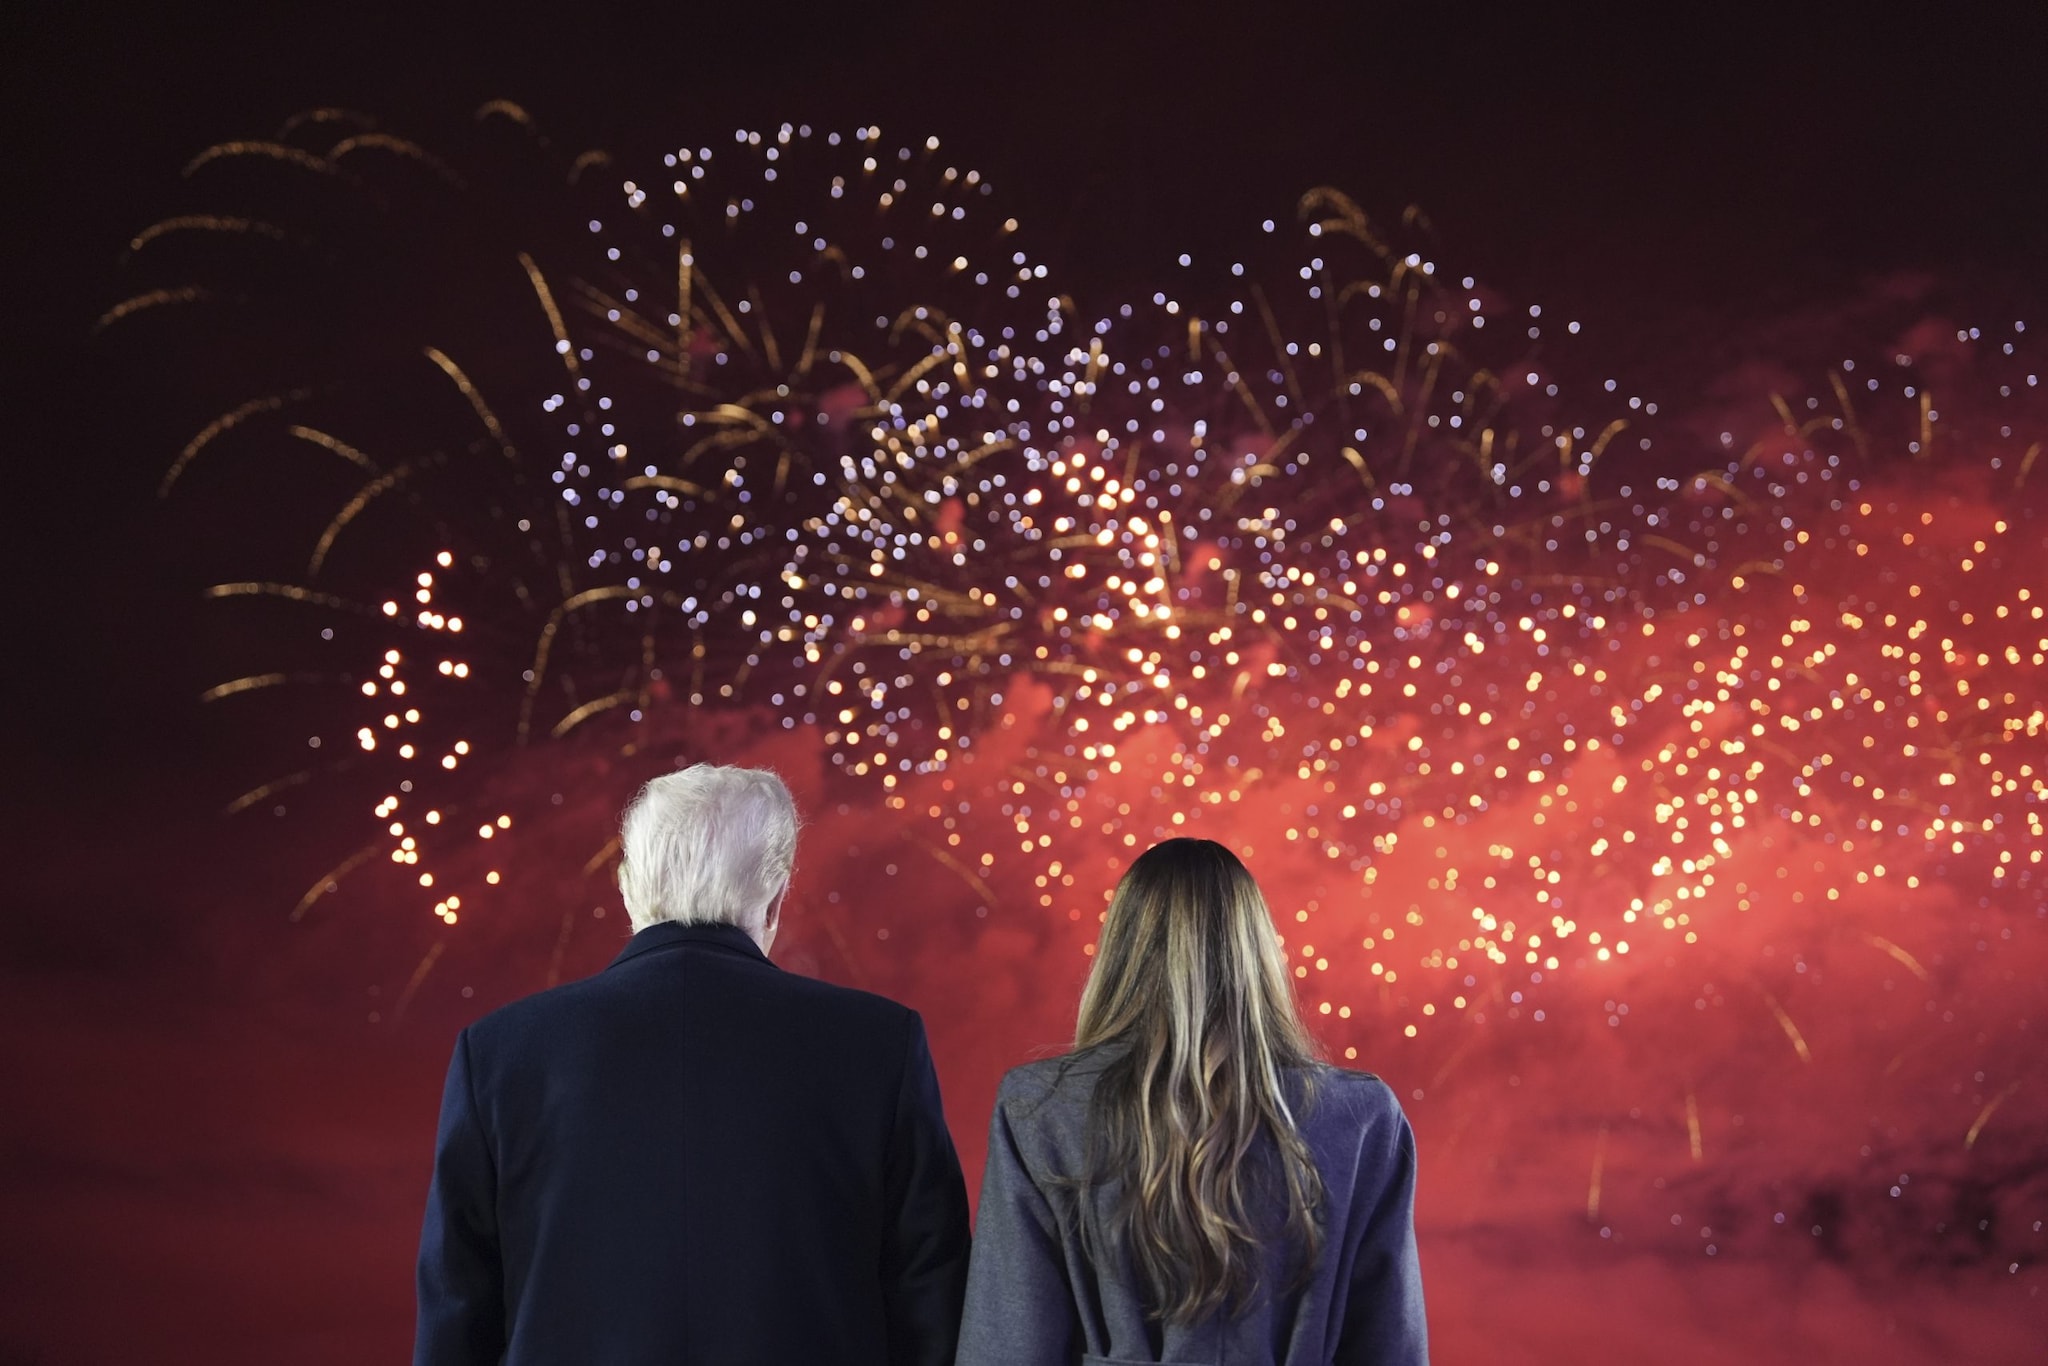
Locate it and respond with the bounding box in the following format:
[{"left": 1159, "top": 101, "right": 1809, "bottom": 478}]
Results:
[{"left": 617, "top": 764, "right": 799, "bottom": 932}]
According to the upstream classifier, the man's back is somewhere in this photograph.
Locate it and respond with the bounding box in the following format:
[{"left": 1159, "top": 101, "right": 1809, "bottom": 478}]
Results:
[{"left": 415, "top": 921, "right": 971, "bottom": 1366}]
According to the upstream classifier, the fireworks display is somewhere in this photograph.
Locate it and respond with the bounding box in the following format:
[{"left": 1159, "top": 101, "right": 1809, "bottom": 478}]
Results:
[
  {"left": 7, "top": 0, "right": 2037, "bottom": 1346},
  {"left": 108, "top": 110, "right": 2048, "bottom": 1067}
]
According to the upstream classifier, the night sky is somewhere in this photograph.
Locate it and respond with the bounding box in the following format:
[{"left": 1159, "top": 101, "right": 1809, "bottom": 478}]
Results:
[{"left": 5, "top": 3, "right": 2047, "bottom": 1362}]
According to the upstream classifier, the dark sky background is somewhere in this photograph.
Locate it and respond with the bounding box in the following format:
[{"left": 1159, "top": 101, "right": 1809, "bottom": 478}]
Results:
[{"left": 4, "top": 3, "right": 2046, "bottom": 1362}]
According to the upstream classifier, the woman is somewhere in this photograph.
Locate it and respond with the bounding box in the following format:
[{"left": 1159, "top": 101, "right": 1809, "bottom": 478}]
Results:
[{"left": 956, "top": 839, "right": 1427, "bottom": 1365}]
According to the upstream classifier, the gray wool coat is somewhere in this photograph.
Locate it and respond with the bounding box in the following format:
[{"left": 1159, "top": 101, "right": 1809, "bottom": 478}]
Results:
[{"left": 955, "top": 1048, "right": 1427, "bottom": 1366}]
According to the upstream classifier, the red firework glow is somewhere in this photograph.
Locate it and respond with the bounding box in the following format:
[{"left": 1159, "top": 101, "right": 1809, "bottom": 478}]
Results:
[{"left": 17, "top": 110, "right": 2041, "bottom": 1363}]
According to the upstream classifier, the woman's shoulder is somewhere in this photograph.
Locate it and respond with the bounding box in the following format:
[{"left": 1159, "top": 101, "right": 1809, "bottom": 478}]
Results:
[
  {"left": 998, "top": 1044, "right": 1117, "bottom": 1098},
  {"left": 1296, "top": 1061, "right": 1409, "bottom": 1141},
  {"left": 992, "top": 1044, "right": 1125, "bottom": 1129},
  {"left": 1304, "top": 1060, "right": 1401, "bottom": 1106}
]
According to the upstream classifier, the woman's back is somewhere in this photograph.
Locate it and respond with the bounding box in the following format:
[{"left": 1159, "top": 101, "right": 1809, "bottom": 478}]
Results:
[
  {"left": 958, "top": 1046, "right": 1426, "bottom": 1366},
  {"left": 957, "top": 839, "right": 1426, "bottom": 1364}
]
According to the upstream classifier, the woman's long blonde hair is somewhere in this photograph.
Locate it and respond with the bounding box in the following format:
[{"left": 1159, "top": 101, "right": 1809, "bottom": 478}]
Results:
[{"left": 1071, "top": 838, "right": 1324, "bottom": 1323}]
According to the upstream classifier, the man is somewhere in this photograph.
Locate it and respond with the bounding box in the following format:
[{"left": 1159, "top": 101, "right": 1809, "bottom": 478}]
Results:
[{"left": 415, "top": 764, "right": 972, "bottom": 1364}]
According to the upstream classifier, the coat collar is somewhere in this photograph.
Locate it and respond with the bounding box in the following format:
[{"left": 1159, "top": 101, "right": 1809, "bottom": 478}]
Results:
[{"left": 608, "top": 920, "right": 773, "bottom": 970}]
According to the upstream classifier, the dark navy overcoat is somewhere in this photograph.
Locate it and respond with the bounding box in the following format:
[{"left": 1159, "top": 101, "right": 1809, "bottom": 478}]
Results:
[{"left": 415, "top": 920, "right": 971, "bottom": 1365}]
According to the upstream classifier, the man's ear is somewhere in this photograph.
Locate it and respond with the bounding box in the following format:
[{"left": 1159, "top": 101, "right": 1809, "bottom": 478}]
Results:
[{"left": 763, "top": 882, "right": 789, "bottom": 937}]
